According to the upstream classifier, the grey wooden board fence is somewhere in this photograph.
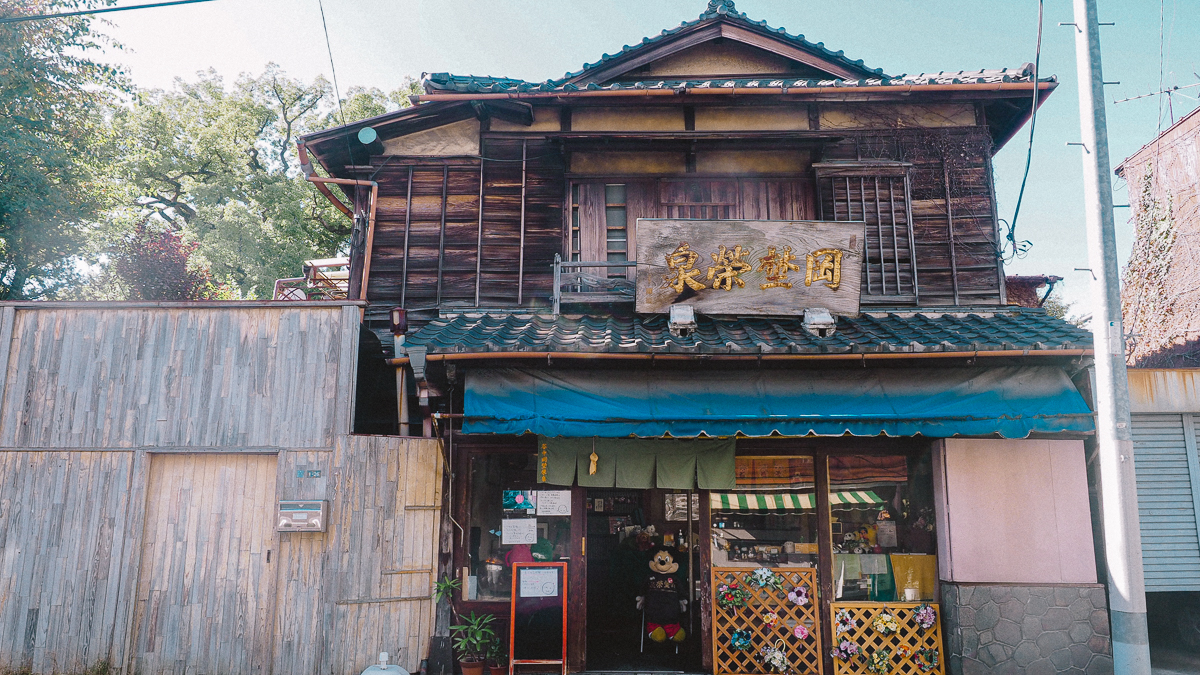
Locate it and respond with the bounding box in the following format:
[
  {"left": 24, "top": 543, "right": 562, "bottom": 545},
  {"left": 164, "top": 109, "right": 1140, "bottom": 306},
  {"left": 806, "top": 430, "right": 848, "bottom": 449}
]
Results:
[
  {"left": 0, "top": 305, "right": 359, "bottom": 449},
  {"left": 131, "top": 453, "right": 278, "bottom": 675},
  {"left": 1131, "top": 413, "right": 1200, "bottom": 591},
  {"left": 635, "top": 218, "right": 864, "bottom": 315},
  {"left": 0, "top": 451, "right": 136, "bottom": 674}
]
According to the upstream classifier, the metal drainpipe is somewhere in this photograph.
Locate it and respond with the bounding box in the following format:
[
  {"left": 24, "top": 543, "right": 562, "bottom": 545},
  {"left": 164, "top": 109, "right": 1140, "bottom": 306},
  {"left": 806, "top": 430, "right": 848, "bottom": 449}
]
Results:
[{"left": 296, "top": 142, "right": 379, "bottom": 304}]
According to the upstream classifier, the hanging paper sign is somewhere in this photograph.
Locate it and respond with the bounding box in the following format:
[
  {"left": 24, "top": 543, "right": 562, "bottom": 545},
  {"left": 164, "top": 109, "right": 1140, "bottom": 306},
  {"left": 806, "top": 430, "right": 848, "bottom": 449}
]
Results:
[
  {"left": 876, "top": 521, "right": 898, "bottom": 548},
  {"left": 519, "top": 567, "right": 559, "bottom": 598},
  {"left": 535, "top": 490, "right": 571, "bottom": 516},
  {"left": 502, "top": 518, "right": 538, "bottom": 545},
  {"left": 636, "top": 219, "right": 865, "bottom": 316}
]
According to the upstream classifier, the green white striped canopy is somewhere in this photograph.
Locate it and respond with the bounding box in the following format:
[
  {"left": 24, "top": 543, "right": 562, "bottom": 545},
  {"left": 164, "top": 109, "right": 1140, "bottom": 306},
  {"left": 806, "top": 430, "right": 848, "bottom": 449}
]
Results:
[{"left": 710, "top": 491, "right": 883, "bottom": 511}]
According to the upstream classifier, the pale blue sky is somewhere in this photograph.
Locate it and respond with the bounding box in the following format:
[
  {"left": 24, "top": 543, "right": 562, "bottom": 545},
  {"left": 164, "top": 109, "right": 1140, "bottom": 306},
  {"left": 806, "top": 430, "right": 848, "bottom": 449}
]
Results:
[{"left": 99, "top": 0, "right": 1200, "bottom": 312}]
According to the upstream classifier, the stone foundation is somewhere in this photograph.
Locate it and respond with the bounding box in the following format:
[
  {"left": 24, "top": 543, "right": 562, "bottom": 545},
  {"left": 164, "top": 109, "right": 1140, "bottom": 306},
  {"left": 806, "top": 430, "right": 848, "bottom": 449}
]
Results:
[{"left": 940, "top": 583, "right": 1113, "bottom": 675}]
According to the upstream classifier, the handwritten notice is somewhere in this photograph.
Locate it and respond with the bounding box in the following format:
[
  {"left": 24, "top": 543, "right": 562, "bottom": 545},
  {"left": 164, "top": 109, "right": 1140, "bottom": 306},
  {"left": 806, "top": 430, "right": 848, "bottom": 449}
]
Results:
[
  {"left": 536, "top": 490, "right": 571, "bottom": 516},
  {"left": 876, "top": 521, "right": 898, "bottom": 548},
  {"left": 519, "top": 567, "right": 559, "bottom": 598},
  {"left": 502, "top": 518, "right": 538, "bottom": 545}
]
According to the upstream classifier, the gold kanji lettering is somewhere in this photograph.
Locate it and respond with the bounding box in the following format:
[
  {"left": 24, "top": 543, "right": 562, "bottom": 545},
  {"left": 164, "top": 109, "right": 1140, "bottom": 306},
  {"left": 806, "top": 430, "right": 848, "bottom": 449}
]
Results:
[
  {"left": 662, "top": 242, "right": 706, "bottom": 293},
  {"left": 805, "top": 248, "right": 844, "bottom": 290},
  {"left": 756, "top": 245, "right": 801, "bottom": 289},
  {"left": 706, "top": 244, "right": 752, "bottom": 291}
]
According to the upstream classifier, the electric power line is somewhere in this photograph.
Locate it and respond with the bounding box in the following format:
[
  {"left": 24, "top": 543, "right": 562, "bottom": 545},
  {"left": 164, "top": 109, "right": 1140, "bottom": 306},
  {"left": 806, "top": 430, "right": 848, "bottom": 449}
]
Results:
[
  {"left": 1001, "top": 0, "right": 1044, "bottom": 263},
  {"left": 0, "top": 0, "right": 215, "bottom": 24}
]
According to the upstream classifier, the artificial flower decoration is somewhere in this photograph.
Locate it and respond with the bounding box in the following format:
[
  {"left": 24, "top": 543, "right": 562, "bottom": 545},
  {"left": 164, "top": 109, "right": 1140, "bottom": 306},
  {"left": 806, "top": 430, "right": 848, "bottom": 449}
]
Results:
[
  {"left": 834, "top": 609, "right": 856, "bottom": 635},
  {"left": 896, "top": 646, "right": 913, "bottom": 660},
  {"left": 758, "top": 642, "right": 790, "bottom": 674},
  {"left": 750, "top": 567, "right": 785, "bottom": 591},
  {"left": 786, "top": 585, "right": 809, "bottom": 606},
  {"left": 716, "top": 582, "right": 752, "bottom": 610},
  {"left": 916, "top": 648, "right": 940, "bottom": 673},
  {"left": 871, "top": 610, "right": 899, "bottom": 635},
  {"left": 730, "top": 629, "right": 753, "bottom": 651},
  {"left": 866, "top": 648, "right": 892, "bottom": 675},
  {"left": 793, "top": 624, "right": 809, "bottom": 640},
  {"left": 761, "top": 611, "right": 780, "bottom": 628},
  {"left": 914, "top": 604, "right": 937, "bottom": 632},
  {"left": 830, "top": 639, "right": 859, "bottom": 661}
]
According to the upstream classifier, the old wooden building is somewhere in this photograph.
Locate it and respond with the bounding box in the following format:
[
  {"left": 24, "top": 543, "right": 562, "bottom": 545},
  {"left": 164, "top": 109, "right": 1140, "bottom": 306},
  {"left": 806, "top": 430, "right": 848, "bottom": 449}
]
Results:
[{"left": 296, "top": 3, "right": 1111, "bottom": 675}]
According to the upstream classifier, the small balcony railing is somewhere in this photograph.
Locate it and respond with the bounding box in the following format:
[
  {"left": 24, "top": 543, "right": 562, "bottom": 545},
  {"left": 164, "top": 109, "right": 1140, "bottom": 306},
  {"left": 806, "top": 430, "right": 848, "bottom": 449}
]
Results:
[{"left": 552, "top": 254, "right": 637, "bottom": 315}]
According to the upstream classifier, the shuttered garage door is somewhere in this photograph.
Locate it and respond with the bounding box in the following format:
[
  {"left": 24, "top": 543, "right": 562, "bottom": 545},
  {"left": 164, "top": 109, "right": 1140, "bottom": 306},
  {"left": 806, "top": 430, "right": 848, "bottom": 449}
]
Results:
[{"left": 1131, "top": 413, "right": 1200, "bottom": 591}]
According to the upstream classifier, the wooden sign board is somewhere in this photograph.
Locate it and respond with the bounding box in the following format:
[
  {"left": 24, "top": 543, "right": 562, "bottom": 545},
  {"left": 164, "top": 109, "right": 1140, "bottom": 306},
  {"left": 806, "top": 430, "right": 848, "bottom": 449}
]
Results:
[
  {"left": 635, "top": 219, "right": 865, "bottom": 316},
  {"left": 509, "top": 562, "right": 567, "bottom": 675}
]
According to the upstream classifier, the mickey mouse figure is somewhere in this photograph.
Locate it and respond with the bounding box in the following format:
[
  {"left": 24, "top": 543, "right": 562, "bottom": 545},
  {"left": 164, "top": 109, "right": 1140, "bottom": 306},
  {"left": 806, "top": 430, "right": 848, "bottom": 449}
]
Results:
[{"left": 636, "top": 547, "right": 688, "bottom": 644}]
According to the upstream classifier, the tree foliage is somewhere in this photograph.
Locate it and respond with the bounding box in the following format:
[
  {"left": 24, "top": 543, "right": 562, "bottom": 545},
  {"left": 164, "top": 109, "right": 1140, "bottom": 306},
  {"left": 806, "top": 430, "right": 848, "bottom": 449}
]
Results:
[
  {"left": 96, "top": 68, "right": 420, "bottom": 299},
  {"left": 0, "top": 0, "right": 126, "bottom": 299}
]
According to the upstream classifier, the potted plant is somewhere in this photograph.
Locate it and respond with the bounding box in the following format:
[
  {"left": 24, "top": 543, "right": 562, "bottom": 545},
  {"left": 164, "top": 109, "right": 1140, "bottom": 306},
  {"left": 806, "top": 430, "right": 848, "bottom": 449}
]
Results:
[{"left": 450, "top": 612, "right": 496, "bottom": 675}]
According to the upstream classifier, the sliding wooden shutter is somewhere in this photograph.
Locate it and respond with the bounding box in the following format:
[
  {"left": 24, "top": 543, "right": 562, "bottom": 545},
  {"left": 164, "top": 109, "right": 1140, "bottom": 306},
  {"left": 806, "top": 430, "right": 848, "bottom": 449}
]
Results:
[{"left": 815, "top": 163, "right": 918, "bottom": 304}]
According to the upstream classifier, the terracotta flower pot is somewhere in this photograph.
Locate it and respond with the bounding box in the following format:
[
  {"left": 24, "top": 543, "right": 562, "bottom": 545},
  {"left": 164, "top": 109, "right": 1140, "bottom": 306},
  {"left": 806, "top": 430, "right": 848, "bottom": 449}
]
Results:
[{"left": 460, "top": 660, "right": 486, "bottom": 675}]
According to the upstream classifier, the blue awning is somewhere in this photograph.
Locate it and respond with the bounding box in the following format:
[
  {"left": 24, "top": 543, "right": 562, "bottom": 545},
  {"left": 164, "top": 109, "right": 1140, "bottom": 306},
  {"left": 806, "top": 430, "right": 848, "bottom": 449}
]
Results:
[{"left": 462, "top": 366, "right": 1094, "bottom": 438}]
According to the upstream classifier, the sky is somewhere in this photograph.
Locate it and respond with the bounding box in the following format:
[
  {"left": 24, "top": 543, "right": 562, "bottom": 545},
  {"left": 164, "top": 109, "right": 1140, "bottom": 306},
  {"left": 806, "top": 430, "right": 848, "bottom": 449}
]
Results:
[{"left": 96, "top": 0, "right": 1200, "bottom": 313}]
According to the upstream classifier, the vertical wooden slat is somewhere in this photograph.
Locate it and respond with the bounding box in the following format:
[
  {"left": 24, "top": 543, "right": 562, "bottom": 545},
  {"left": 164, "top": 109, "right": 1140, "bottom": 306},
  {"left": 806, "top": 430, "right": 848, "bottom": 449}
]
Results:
[
  {"left": 904, "top": 175, "right": 920, "bottom": 301},
  {"left": 435, "top": 166, "right": 449, "bottom": 306},
  {"left": 577, "top": 183, "right": 607, "bottom": 263},
  {"left": 942, "top": 160, "right": 960, "bottom": 305},
  {"left": 888, "top": 178, "right": 902, "bottom": 293},
  {"left": 474, "top": 158, "right": 486, "bottom": 307},
  {"left": 401, "top": 166, "right": 414, "bottom": 307},
  {"left": 517, "top": 141, "right": 528, "bottom": 305},
  {"left": 874, "top": 177, "right": 887, "bottom": 296},
  {"left": 815, "top": 454, "right": 835, "bottom": 675}
]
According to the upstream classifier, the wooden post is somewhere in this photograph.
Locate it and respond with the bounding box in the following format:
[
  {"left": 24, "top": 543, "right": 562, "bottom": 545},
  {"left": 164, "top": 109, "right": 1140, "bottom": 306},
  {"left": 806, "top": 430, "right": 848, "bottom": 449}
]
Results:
[
  {"left": 518, "top": 140, "right": 528, "bottom": 305},
  {"left": 815, "top": 453, "right": 835, "bottom": 675},
  {"left": 699, "top": 491, "right": 714, "bottom": 672},
  {"left": 904, "top": 174, "right": 921, "bottom": 301},
  {"left": 942, "top": 159, "right": 961, "bottom": 305},
  {"left": 567, "top": 486, "right": 587, "bottom": 672},
  {"left": 475, "top": 157, "right": 485, "bottom": 307},
  {"left": 436, "top": 165, "right": 449, "bottom": 306},
  {"left": 401, "top": 166, "right": 414, "bottom": 307}
]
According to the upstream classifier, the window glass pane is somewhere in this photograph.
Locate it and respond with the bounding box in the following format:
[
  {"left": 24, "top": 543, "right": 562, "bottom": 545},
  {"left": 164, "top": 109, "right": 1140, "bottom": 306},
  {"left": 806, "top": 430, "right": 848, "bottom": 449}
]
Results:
[
  {"left": 605, "top": 207, "right": 627, "bottom": 232},
  {"left": 467, "top": 453, "right": 571, "bottom": 602},
  {"left": 605, "top": 184, "right": 626, "bottom": 205},
  {"left": 828, "top": 453, "right": 936, "bottom": 602},
  {"left": 710, "top": 456, "right": 818, "bottom": 569}
]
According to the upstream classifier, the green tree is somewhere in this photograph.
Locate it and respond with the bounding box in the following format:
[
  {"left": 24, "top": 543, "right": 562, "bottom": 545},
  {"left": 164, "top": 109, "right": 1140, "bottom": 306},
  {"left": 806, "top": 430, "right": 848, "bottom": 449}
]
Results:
[
  {"left": 94, "top": 67, "right": 421, "bottom": 299},
  {"left": 0, "top": 0, "right": 126, "bottom": 299}
]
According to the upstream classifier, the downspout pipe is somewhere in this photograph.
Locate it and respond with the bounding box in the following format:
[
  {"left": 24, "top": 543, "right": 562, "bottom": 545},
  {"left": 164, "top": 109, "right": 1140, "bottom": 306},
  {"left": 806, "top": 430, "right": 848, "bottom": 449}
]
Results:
[{"left": 297, "top": 142, "right": 379, "bottom": 302}]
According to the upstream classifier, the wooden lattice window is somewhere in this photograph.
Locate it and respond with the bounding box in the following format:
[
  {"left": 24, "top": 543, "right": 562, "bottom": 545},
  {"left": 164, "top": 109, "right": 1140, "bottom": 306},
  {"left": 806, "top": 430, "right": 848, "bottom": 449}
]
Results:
[
  {"left": 815, "top": 163, "right": 918, "bottom": 304},
  {"left": 660, "top": 179, "right": 740, "bottom": 219},
  {"left": 571, "top": 183, "right": 628, "bottom": 277}
]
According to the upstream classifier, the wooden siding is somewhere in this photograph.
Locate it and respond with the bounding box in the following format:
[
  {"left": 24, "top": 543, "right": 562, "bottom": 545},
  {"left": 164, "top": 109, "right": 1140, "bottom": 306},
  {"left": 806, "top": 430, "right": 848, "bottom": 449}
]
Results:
[
  {"left": 0, "top": 451, "right": 139, "bottom": 674},
  {"left": 0, "top": 305, "right": 360, "bottom": 449},
  {"left": 0, "top": 305, "right": 444, "bottom": 675},
  {"left": 1131, "top": 413, "right": 1200, "bottom": 592},
  {"left": 132, "top": 454, "right": 278, "bottom": 675}
]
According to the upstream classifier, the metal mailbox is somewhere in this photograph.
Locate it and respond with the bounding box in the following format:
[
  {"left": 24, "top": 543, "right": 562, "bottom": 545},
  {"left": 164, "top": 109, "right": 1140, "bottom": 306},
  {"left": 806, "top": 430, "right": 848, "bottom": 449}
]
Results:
[{"left": 277, "top": 500, "right": 328, "bottom": 532}]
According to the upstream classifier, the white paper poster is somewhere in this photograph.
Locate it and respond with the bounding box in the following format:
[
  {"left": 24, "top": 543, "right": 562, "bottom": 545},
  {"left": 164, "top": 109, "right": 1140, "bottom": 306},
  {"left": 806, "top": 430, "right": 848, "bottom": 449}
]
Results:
[
  {"left": 536, "top": 490, "right": 572, "bottom": 516},
  {"left": 502, "top": 518, "right": 538, "bottom": 545},
  {"left": 876, "top": 521, "right": 897, "bottom": 548},
  {"left": 519, "top": 567, "right": 559, "bottom": 598}
]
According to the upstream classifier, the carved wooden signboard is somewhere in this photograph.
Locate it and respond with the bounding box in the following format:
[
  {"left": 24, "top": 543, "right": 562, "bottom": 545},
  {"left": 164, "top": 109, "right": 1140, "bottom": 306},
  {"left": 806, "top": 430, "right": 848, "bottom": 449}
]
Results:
[{"left": 635, "top": 219, "right": 865, "bottom": 316}]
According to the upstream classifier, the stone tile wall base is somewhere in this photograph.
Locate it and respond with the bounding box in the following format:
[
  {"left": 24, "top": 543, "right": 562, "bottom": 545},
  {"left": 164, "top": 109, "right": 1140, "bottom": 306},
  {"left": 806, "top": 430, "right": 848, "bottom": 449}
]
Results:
[{"left": 941, "top": 583, "right": 1113, "bottom": 675}]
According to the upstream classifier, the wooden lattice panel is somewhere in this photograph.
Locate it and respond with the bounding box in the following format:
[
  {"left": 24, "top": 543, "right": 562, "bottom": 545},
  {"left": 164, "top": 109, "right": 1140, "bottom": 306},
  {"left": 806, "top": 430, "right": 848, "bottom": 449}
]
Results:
[
  {"left": 828, "top": 602, "right": 944, "bottom": 675},
  {"left": 712, "top": 567, "right": 823, "bottom": 675}
]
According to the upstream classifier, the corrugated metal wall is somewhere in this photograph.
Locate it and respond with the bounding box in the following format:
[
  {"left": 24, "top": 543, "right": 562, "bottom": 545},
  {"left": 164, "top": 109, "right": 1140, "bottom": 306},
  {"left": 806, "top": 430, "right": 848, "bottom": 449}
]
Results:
[{"left": 1131, "top": 413, "right": 1200, "bottom": 591}]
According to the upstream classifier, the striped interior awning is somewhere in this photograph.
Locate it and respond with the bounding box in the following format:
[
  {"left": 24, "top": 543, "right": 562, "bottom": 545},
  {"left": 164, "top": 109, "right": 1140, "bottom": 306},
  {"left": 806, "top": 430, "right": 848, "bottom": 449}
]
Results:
[{"left": 710, "top": 491, "right": 883, "bottom": 511}]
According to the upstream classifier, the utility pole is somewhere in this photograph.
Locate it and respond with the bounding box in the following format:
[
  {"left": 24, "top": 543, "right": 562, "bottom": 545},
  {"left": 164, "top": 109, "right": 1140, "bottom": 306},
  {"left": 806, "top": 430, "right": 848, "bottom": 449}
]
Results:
[{"left": 1071, "top": 0, "right": 1151, "bottom": 672}]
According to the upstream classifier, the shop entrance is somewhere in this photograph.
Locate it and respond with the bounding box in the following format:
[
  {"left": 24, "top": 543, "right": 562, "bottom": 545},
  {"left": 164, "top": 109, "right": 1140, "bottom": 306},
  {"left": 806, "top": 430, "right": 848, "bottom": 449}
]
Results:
[{"left": 584, "top": 488, "right": 703, "bottom": 672}]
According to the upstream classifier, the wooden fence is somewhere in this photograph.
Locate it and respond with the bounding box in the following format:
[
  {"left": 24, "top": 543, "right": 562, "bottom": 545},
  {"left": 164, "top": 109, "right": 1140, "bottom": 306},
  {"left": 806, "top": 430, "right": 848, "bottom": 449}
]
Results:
[{"left": 0, "top": 303, "right": 444, "bottom": 675}]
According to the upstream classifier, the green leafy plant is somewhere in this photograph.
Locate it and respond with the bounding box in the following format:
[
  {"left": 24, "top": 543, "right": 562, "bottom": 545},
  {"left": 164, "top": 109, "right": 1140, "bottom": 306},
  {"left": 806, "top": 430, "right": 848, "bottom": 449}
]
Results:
[
  {"left": 434, "top": 575, "right": 462, "bottom": 603},
  {"left": 450, "top": 612, "right": 496, "bottom": 663}
]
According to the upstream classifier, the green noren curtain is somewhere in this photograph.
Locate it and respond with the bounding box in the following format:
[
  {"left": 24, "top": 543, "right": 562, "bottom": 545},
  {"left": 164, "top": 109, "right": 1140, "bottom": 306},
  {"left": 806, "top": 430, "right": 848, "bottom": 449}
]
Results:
[{"left": 537, "top": 437, "right": 735, "bottom": 490}]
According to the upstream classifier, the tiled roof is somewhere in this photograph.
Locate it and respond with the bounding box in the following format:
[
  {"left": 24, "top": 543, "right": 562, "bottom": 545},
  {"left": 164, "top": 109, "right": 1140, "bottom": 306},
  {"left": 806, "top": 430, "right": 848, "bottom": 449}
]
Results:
[
  {"left": 403, "top": 309, "right": 1092, "bottom": 356},
  {"left": 422, "top": 66, "right": 1048, "bottom": 96}
]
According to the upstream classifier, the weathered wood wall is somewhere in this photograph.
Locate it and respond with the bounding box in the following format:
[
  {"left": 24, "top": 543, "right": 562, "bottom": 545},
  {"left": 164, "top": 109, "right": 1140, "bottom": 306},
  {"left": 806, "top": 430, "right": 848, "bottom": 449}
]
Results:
[{"left": 0, "top": 303, "right": 443, "bottom": 675}]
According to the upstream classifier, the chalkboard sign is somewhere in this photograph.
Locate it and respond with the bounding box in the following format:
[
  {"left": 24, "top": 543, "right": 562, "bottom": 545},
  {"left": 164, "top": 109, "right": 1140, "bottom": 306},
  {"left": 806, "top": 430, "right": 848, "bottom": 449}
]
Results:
[{"left": 509, "top": 562, "right": 567, "bottom": 675}]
